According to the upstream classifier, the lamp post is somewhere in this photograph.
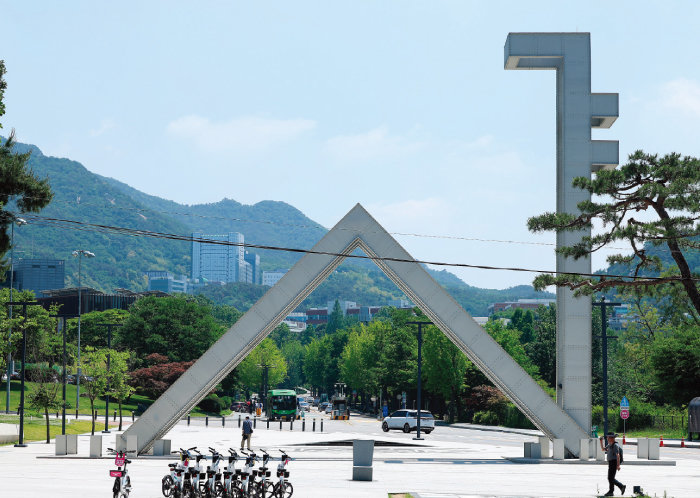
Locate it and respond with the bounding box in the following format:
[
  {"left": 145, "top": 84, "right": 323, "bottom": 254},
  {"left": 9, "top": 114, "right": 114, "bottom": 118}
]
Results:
[
  {"left": 407, "top": 321, "right": 432, "bottom": 440},
  {"left": 50, "top": 313, "right": 78, "bottom": 435},
  {"left": 593, "top": 297, "right": 620, "bottom": 436},
  {"left": 5, "top": 217, "right": 26, "bottom": 414},
  {"left": 97, "top": 323, "right": 123, "bottom": 433},
  {"left": 72, "top": 249, "right": 95, "bottom": 417},
  {"left": 5, "top": 301, "right": 41, "bottom": 447}
]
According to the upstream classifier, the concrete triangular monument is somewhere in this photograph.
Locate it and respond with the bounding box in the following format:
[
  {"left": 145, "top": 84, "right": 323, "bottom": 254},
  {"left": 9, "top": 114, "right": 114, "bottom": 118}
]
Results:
[{"left": 124, "top": 204, "right": 588, "bottom": 455}]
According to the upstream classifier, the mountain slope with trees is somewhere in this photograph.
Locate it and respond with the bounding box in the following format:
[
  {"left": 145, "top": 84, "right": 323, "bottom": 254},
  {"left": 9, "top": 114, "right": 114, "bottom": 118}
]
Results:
[{"left": 5, "top": 139, "right": 552, "bottom": 315}]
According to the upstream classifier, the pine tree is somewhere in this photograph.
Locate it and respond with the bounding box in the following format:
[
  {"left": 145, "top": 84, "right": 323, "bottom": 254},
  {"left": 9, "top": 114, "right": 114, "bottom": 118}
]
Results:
[
  {"left": 528, "top": 150, "right": 700, "bottom": 315},
  {"left": 0, "top": 60, "right": 53, "bottom": 262}
]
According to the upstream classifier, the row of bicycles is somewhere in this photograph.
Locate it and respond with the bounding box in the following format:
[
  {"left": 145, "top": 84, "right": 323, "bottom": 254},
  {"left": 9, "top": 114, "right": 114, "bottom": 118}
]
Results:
[{"left": 161, "top": 447, "right": 293, "bottom": 498}]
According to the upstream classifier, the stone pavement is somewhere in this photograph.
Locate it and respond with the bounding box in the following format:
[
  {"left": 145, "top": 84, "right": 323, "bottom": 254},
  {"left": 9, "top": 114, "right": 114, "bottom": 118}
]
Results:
[{"left": 1, "top": 418, "right": 698, "bottom": 497}]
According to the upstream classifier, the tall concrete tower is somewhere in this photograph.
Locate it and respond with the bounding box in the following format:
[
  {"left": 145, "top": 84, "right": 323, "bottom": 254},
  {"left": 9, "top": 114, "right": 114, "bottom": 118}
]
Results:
[{"left": 504, "top": 33, "right": 619, "bottom": 434}]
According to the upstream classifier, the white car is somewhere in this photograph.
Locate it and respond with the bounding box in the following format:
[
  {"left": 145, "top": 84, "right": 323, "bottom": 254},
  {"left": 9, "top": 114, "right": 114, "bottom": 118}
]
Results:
[
  {"left": 324, "top": 404, "right": 333, "bottom": 414},
  {"left": 299, "top": 401, "right": 311, "bottom": 412},
  {"left": 382, "top": 410, "right": 435, "bottom": 434}
]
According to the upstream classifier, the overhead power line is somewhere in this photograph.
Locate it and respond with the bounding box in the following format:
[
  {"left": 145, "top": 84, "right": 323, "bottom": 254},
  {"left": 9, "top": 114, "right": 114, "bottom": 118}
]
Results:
[
  {"left": 15, "top": 213, "right": 700, "bottom": 283},
  {"left": 0, "top": 191, "right": 636, "bottom": 250}
]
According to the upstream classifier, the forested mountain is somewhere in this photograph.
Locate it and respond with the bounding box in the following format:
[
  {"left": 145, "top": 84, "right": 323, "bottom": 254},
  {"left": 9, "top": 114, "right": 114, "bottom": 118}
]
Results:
[{"left": 6, "top": 140, "right": 553, "bottom": 315}]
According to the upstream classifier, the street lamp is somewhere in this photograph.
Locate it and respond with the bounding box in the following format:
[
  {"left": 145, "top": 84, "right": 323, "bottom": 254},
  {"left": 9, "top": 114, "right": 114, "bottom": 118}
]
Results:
[
  {"left": 5, "top": 216, "right": 26, "bottom": 414},
  {"left": 72, "top": 249, "right": 95, "bottom": 417},
  {"left": 407, "top": 320, "right": 432, "bottom": 441},
  {"left": 97, "top": 322, "right": 123, "bottom": 433}
]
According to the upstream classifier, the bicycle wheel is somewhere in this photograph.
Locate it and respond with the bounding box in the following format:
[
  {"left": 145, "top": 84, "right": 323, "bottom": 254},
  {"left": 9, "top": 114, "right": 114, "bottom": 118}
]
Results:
[
  {"left": 274, "top": 482, "right": 293, "bottom": 498},
  {"left": 162, "top": 475, "right": 174, "bottom": 497},
  {"left": 215, "top": 482, "right": 225, "bottom": 497}
]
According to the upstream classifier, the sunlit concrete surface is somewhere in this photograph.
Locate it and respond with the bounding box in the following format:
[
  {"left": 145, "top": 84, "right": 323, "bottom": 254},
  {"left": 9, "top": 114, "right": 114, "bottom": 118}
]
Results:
[{"left": 2, "top": 413, "right": 698, "bottom": 498}]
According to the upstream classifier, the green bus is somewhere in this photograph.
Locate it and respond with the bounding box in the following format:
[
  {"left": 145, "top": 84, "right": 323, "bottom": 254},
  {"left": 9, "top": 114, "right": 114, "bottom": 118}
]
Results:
[{"left": 266, "top": 389, "right": 297, "bottom": 421}]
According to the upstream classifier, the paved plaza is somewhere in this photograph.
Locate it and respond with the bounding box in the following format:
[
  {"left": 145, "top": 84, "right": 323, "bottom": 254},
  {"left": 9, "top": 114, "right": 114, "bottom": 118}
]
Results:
[{"left": 1, "top": 412, "right": 698, "bottom": 497}]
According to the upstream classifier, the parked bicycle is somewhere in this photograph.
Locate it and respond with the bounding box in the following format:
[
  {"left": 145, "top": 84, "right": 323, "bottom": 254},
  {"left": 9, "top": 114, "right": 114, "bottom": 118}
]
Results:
[
  {"left": 273, "top": 450, "right": 293, "bottom": 498},
  {"left": 222, "top": 449, "right": 243, "bottom": 498},
  {"left": 107, "top": 448, "right": 132, "bottom": 498},
  {"left": 202, "top": 447, "right": 225, "bottom": 497},
  {"left": 162, "top": 447, "right": 196, "bottom": 498},
  {"left": 251, "top": 449, "right": 274, "bottom": 498},
  {"left": 238, "top": 450, "right": 258, "bottom": 497}
]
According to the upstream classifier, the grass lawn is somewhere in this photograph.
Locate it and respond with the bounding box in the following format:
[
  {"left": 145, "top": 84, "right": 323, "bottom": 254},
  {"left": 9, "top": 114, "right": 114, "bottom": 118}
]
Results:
[
  {"left": 625, "top": 427, "right": 688, "bottom": 439},
  {"left": 0, "top": 417, "right": 104, "bottom": 445},
  {"left": 3, "top": 380, "right": 229, "bottom": 418}
]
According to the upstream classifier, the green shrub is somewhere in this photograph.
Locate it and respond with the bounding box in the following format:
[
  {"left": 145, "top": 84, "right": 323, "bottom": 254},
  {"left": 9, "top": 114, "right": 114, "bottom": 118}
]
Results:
[
  {"left": 473, "top": 410, "right": 500, "bottom": 426},
  {"left": 503, "top": 404, "right": 535, "bottom": 429},
  {"left": 197, "top": 394, "right": 226, "bottom": 414}
]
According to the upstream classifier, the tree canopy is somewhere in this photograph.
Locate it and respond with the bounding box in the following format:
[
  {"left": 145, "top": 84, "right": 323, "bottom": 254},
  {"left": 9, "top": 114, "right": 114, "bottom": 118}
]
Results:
[
  {"left": 0, "top": 60, "right": 53, "bottom": 263},
  {"left": 528, "top": 151, "right": 700, "bottom": 315}
]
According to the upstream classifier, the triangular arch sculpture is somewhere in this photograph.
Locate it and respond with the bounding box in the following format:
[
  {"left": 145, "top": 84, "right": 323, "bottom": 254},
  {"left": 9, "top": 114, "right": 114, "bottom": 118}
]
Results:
[{"left": 124, "top": 204, "right": 588, "bottom": 455}]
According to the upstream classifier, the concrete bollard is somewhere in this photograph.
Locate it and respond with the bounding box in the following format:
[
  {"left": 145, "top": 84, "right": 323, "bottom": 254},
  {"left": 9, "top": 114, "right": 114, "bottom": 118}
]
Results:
[
  {"left": 266, "top": 419, "right": 269, "bottom": 429},
  {"left": 579, "top": 439, "right": 590, "bottom": 460},
  {"left": 352, "top": 439, "right": 374, "bottom": 481},
  {"left": 55, "top": 434, "right": 67, "bottom": 455},
  {"left": 117, "top": 434, "right": 138, "bottom": 456},
  {"left": 290, "top": 420, "right": 293, "bottom": 431},
  {"left": 596, "top": 440, "right": 605, "bottom": 461},
  {"left": 222, "top": 417, "right": 225, "bottom": 427},
  {"left": 321, "top": 419, "right": 324, "bottom": 432},
  {"left": 302, "top": 420, "right": 306, "bottom": 432},
  {"left": 131, "top": 411, "right": 134, "bottom": 422},
  {"left": 538, "top": 436, "right": 551, "bottom": 458},
  {"left": 66, "top": 434, "right": 78, "bottom": 454},
  {"left": 280, "top": 420, "right": 282, "bottom": 431},
  {"left": 90, "top": 435, "right": 103, "bottom": 458},
  {"left": 187, "top": 415, "right": 191, "bottom": 426},
  {"left": 648, "top": 438, "right": 660, "bottom": 460},
  {"left": 238, "top": 415, "right": 241, "bottom": 427},
  {"left": 114, "top": 410, "right": 117, "bottom": 421},
  {"left": 552, "top": 439, "right": 565, "bottom": 460},
  {"left": 153, "top": 439, "right": 171, "bottom": 456},
  {"left": 313, "top": 419, "right": 316, "bottom": 432},
  {"left": 637, "top": 438, "right": 649, "bottom": 459},
  {"left": 523, "top": 442, "right": 541, "bottom": 459}
]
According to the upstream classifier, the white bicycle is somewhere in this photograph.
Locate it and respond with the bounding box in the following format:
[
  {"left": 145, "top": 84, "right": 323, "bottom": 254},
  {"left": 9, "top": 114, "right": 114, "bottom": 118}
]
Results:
[{"left": 108, "top": 448, "right": 132, "bottom": 498}]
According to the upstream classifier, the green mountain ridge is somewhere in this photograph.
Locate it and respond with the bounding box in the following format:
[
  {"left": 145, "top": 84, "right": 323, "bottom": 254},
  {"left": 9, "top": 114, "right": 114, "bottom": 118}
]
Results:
[{"left": 6, "top": 139, "right": 553, "bottom": 315}]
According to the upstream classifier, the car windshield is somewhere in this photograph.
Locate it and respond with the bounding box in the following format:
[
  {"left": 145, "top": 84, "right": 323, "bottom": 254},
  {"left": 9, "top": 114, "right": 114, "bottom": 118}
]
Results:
[{"left": 408, "top": 411, "right": 434, "bottom": 418}]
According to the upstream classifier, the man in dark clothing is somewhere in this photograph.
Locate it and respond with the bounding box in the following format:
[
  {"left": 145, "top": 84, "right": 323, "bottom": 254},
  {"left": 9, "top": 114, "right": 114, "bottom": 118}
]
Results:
[
  {"left": 599, "top": 432, "right": 626, "bottom": 496},
  {"left": 241, "top": 415, "right": 253, "bottom": 451}
]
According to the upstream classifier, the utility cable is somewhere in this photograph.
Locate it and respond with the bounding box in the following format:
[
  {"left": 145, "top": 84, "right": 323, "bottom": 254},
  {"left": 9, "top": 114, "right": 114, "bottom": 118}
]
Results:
[{"left": 15, "top": 213, "right": 700, "bottom": 283}]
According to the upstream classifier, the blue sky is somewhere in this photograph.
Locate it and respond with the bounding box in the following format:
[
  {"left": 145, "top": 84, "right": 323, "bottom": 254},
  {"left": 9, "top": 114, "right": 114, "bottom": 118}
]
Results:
[{"left": 2, "top": 1, "right": 700, "bottom": 289}]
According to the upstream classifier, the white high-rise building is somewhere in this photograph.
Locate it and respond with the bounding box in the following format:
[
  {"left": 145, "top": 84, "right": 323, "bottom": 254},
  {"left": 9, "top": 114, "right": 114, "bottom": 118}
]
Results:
[{"left": 191, "top": 232, "right": 251, "bottom": 283}]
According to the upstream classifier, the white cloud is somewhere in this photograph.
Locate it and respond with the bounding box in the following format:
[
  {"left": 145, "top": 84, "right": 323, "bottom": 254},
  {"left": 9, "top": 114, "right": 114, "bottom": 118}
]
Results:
[
  {"left": 89, "top": 118, "right": 115, "bottom": 137},
  {"left": 166, "top": 115, "right": 316, "bottom": 152},
  {"left": 325, "top": 126, "right": 425, "bottom": 161},
  {"left": 367, "top": 198, "right": 455, "bottom": 234},
  {"left": 659, "top": 78, "right": 700, "bottom": 116}
]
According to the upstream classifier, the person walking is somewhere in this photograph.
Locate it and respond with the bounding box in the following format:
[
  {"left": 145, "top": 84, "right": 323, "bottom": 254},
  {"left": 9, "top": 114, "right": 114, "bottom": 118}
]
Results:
[
  {"left": 599, "top": 432, "right": 626, "bottom": 496},
  {"left": 240, "top": 415, "right": 253, "bottom": 451}
]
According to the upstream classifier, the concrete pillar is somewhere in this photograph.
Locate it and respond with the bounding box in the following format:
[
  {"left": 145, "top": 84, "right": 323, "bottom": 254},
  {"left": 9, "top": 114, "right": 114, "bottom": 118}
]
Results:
[
  {"left": 538, "top": 436, "right": 551, "bottom": 458},
  {"left": 579, "top": 439, "right": 590, "bottom": 460},
  {"left": 55, "top": 435, "right": 67, "bottom": 455},
  {"left": 89, "top": 435, "right": 102, "bottom": 458},
  {"left": 524, "top": 442, "right": 541, "bottom": 459},
  {"left": 153, "top": 439, "right": 171, "bottom": 456},
  {"left": 505, "top": 33, "right": 619, "bottom": 436},
  {"left": 648, "top": 438, "right": 660, "bottom": 460},
  {"left": 596, "top": 440, "right": 605, "bottom": 461},
  {"left": 637, "top": 438, "right": 649, "bottom": 459},
  {"left": 117, "top": 434, "right": 138, "bottom": 456},
  {"left": 66, "top": 434, "right": 78, "bottom": 454},
  {"left": 552, "top": 439, "right": 565, "bottom": 460},
  {"left": 352, "top": 439, "right": 374, "bottom": 481}
]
